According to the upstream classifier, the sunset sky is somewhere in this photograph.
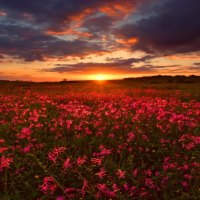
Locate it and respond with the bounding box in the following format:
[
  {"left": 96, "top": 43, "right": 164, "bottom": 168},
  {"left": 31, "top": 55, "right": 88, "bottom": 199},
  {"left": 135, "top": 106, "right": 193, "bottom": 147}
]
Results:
[{"left": 0, "top": 0, "right": 200, "bottom": 81}]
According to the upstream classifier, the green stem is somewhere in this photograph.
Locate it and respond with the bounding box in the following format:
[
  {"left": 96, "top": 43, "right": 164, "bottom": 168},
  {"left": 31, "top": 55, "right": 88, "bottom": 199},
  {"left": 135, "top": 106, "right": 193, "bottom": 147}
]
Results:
[{"left": 27, "top": 153, "right": 71, "bottom": 199}]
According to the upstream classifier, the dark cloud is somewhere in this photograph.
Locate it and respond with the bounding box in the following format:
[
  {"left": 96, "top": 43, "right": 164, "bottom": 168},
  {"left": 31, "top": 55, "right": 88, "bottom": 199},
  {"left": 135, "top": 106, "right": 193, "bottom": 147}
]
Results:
[
  {"left": 0, "top": 0, "right": 97, "bottom": 31},
  {"left": 0, "top": 0, "right": 146, "bottom": 32},
  {"left": 43, "top": 61, "right": 134, "bottom": 74},
  {"left": 130, "top": 65, "right": 158, "bottom": 73},
  {"left": 106, "top": 55, "right": 156, "bottom": 63},
  {"left": 43, "top": 63, "right": 181, "bottom": 74},
  {"left": 0, "top": 0, "right": 150, "bottom": 62},
  {"left": 0, "top": 24, "right": 105, "bottom": 61},
  {"left": 116, "top": 0, "right": 200, "bottom": 55},
  {"left": 129, "top": 64, "right": 181, "bottom": 73},
  {"left": 81, "top": 15, "right": 114, "bottom": 38},
  {"left": 42, "top": 56, "right": 167, "bottom": 74}
]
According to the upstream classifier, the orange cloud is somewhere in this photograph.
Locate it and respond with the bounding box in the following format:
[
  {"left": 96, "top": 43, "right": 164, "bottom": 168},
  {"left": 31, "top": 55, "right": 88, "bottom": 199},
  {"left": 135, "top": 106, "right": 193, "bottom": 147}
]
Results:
[
  {"left": 69, "top": 8, "right": 93, "bottom": 22},
  {"left": 0, "top": 11, "right": 7, "bottom": 16},
  {"left": 116, "top": 37, "right": 139, "bottom": 48},
  {"left": 99, "top": 1, "right": 135, "bottom": 17},
  {"left": 127, "top": 37, "right": 138, "bottom": 44},
  {"left": 46, "top": 29, "right": 93, "bottom": 38}
]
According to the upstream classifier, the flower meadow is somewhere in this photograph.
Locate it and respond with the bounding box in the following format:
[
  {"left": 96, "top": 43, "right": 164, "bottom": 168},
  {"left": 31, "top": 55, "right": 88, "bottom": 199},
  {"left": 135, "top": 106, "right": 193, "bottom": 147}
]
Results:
[{"left": 0, "top": 83, "right": 200, "bottom": 199}]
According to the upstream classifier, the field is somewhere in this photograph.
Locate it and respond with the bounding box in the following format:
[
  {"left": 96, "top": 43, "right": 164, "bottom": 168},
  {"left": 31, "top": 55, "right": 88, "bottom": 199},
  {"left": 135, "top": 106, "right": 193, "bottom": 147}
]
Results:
[{"left": 0, "top": 80, "right": 200, "bottom": 199}]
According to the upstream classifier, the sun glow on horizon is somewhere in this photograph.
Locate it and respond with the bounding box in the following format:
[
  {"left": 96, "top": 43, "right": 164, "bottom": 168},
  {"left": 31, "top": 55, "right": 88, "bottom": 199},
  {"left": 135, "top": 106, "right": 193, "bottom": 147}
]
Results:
[
  {"left": 88, "top": 73, "right": 127, "bottom": 81},
  {"left": 94, "top": 74, "right": 107, "bottom": 81}
]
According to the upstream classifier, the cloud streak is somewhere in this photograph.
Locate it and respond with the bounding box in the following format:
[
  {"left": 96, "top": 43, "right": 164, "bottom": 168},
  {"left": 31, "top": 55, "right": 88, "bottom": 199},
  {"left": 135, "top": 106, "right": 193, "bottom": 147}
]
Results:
[{"left": 42, "top": 56, "right": 177, "bottom": 74}]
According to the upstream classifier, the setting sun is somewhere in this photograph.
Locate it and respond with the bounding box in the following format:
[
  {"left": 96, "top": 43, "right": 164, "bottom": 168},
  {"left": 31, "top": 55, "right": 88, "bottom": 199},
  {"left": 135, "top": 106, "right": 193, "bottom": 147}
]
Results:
[{"left": 94, "top": 74, "right": 107, "bottom": 81}]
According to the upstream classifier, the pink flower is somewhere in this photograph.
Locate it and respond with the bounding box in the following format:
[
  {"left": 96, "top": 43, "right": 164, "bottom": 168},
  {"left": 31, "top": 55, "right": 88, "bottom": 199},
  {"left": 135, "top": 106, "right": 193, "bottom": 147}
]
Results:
[
  {"left": 15, "top": 167, "right": 25, "bottom": 174},
  {"left": 77, "top": 156, "right": 87, "bottom": 166},
  {"left": 130, "top": 186, "right": 137, "bottom": 196},
  {"left": 124, "top": 183, "right": 129, "bottom": 191},
  {"left": 81, "top": 179, "right": 88, "bottom": 197},
  {"left": 63, "top": 158, "right": 72, "bottom": 170},
  {"left": 193, "top": 136, "right": 200, "bottom": 144},
  {"left": 64, "top": 188, "right": 76, "bottom": 198},
  {"left": 91, "top": 157, "right": 102, "bottom": 166},
  {"left": 108, "top": 133, "right": 115, "bottom": 138},
  {"left": 184, "top": 174, "right": 192, "bottom": 180},
  {"left": 96, "top": 168, "right": 106, "bottom": 179},
  {"left": 140, "top": 188, "right": 148, "bottom": 197},
  {"left": 183, "top": 143, "right": 195, "bottom": 150},
  {"left": 182, "top": 164, "right": 189, "bottom": 171},
  {"left": 56, "top": 197, "right": 65, "bottom": 200},
  {"left": 105, "top": 190, "right": 116, "bottom": 197},
  {"left": 0, "top": 139, "right": 5, "bottom": 144},
  {"left": 161, "top": 176, "right": 169, "bottom": 186},
  {"left": 93, "top": 146, "right": 111, "bottom": 157},
  {"left": 145, "top": 178, "right": 156, "bottom": 189},
  {"left": 142, "top": 134, "right": 149, "bottom": 141},
  {"left": 48, "top": 147, "right": 66, "bottom": 163},
  {"left": 131, "top": 186, "right": 136, "bottom": 192},
  {"left": 65, "top": 188, "right": 76, "bottom": 193},
  {"left": 96, "top": 183, "right": 107, "bottom": 192},
  {"left": 22, "top": 144, "right": 32, "bottom": 153},
  {"left": 112, "top": 183, "right": 120, "bottom": 192},
  {"left": 127, "top": 132, "right": 135, "bottom": 142},
  {"left": 16, "top": 127, "right": 32, "bottom": 139},
  {"left": 164, "top": 157, "right": 171, "bottom": 163},
  {"left": 133, "top": 168, "right": 138, "bottom": 177},
  {"left": 144, "top": 169, "right": 152, "bottom": 176},
  {"left": 155, "top": 172, "right": 160, "bottom": 176},
  {"left": 99, "top": 145, "right": 111, "bottom": 156},
  {"left": 0, "top": 147, "right": 8, "bottom": 153},
  {"left": 39, "top": 176, "right": 57, "bottom": 194},
  {"left": 116, "top": 169, "right": 126, "bottom": 179},
  {"left": 181, "top": 181, "right": 188, "bottom": 188},
  {"left": 0, "top": 156, "right": 13, "bottom": 171},
  {"left": 191, "top": 162, "right": 200, "bottom": 167}
]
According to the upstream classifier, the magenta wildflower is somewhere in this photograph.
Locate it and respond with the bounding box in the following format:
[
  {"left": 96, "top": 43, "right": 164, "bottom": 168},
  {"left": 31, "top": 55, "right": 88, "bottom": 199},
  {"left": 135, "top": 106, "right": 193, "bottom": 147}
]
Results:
[
  {"left": 77, "top": 156, "right": 87, "bottom": 166},
  {"left": 181, "top": 181, "right": 188, "bottom": 188},
  {"left": 63, "top": 158, "right": 72, "bottom": 170},
  {"left": 91, "top": 157, "right": 102, "bottom": 165},
  {"left": 116, "top": 169, "right": 126, "bottom": 179},
  {"left": 39, "top": 177, "right": 57, "bottom": 194},
  {"left": 127, "top": 132, "right": 135, "bottom": 142},
  {"left": 48, "top": 146, "right": 66, "bottom": 163},
  {"left": 0, "top": 156, "right": 13, "bottom": 171},
  {"left": 96, "top": 168, "right": 106, "bottom": 179},
  {"left": 96, "top": 183, "right": 107, "bottom": 192}
]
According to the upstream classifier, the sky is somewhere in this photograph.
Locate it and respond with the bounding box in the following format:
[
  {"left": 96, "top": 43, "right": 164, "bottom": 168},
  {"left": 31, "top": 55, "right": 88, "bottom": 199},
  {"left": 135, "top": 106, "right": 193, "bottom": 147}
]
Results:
[{"left": 0, "top": 0, "right": 200, "bottom": 81}]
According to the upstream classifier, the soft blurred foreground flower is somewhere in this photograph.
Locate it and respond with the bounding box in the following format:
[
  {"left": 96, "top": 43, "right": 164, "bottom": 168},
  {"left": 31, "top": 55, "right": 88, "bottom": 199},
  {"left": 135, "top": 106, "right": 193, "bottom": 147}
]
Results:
[
  {"left": 116, "top": 169, "right": 126, "bottom": 179},
  {"left": 0, "top": 156, "right": 13, "bottom": 171}
]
